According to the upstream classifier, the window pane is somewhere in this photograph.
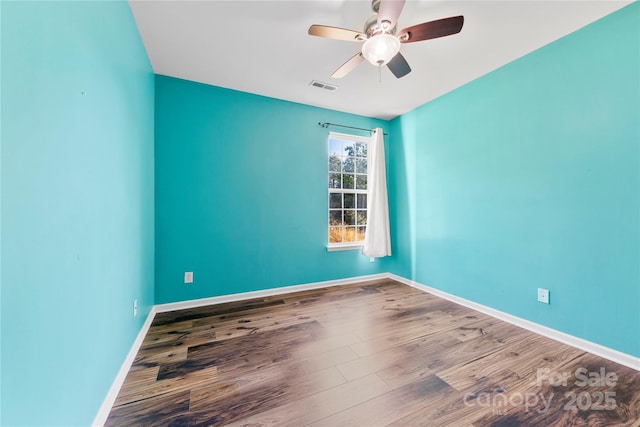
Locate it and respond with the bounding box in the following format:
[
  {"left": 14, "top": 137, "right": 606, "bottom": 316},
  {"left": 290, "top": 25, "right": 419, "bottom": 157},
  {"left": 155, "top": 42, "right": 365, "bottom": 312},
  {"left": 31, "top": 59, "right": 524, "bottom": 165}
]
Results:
[
  {"left": 329, "top": 193, "right": 342, "bottom": 209},
  {"left": 343, "top": 158, "right": 354, "bottom": 173},
  {"left": 329, "top": 155, "right": 341, "bottom": 172},
  {"left": 329, "top": 227, "right": 343, "bottom": 243},
  {"left": 356, "top": 158, "right": 367, "bottom": 174},
  {"left": 357, "top": 210, "right": 367, "bottom": 226},
  {"left": 329, "top": 139, "right": 342, "bottom": 156},
  {"left": 329, "top": 210, "right": 342, "bottom": 225},
  {"left": 329, "top": 173, "right": 342, "bottom": 189},
  {"left": 356, "top": 175, "right": 367, "bottom": 190},
  {"left": 344, "top": 143, "right": 355, "bottom": 157},
  {"left": 343, "top": 174, "right": 355, "bottom": 189},
  {"left": 357, "top": 194, "right": 367, "bottom": 209},
  {"left": 357, "top": 227, "right": 366, "bottom": 241},
  {"left": 355, "top": 142, "right": 367, "bottom": 158},
  {"left": 344, "top": 193, "right": 355, "bottom": 209},
  {"left": 344, "top": 210, "right": 356, "bottom": 225},
  {"left": 344, "top": 227, "right": 356, "bottom": 242}
]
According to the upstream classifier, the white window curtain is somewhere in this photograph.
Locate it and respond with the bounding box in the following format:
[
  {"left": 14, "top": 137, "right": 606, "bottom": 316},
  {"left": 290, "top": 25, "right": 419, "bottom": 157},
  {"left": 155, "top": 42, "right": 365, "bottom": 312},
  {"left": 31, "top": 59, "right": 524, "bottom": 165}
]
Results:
[{"left": 362, "top": 128, "right": 391, "bottom": 258}]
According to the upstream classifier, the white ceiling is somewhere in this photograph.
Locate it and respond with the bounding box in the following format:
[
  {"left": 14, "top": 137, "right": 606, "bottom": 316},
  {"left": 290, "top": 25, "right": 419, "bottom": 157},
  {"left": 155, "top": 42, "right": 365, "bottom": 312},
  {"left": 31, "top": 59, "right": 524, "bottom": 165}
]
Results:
[{"left": 129, "top": 0, "right": 632, "bottom": 120}]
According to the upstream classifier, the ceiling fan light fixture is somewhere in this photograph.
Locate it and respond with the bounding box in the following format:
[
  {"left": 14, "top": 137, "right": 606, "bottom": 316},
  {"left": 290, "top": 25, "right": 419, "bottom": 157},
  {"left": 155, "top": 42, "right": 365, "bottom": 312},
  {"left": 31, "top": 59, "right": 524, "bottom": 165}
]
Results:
[{"left": 361, "top": 33, "right": 400, "bottom": 66}]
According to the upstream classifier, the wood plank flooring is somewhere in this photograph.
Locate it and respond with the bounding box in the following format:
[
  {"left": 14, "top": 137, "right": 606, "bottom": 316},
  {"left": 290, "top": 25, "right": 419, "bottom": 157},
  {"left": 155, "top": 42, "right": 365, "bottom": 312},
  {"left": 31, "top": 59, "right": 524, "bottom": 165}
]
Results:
[{"left": 106, "top": 279, "right": 640, "bottom": 426}]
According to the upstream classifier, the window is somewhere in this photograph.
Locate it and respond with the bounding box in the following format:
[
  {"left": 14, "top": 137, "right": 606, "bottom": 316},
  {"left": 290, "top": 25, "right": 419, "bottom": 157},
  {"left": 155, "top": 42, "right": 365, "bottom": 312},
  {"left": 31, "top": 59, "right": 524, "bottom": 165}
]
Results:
[{"left": 328, "top": 132, "right": 368, "bottom": 249}]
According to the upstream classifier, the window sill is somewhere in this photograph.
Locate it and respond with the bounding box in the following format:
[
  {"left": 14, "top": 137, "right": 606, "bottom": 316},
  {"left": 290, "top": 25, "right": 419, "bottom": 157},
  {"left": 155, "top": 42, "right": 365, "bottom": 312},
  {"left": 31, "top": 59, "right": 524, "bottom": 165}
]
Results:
[{"left": 327, "top": 244, "right": 363, "bottom": 252}]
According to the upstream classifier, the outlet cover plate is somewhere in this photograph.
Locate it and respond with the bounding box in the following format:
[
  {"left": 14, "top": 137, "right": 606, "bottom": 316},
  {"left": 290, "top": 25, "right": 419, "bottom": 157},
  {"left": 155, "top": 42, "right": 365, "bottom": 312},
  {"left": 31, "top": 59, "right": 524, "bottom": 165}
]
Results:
[
  {"left": 537, "top": 288, "right": 550, "bottom": 304},
  {"left": 184, "top": 272, "right": 193, "bottom": 284}
]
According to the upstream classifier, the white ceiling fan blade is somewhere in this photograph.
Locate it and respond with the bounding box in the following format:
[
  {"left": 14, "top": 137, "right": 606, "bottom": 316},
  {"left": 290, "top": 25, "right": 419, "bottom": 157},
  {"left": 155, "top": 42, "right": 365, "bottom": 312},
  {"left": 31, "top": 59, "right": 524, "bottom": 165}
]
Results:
[
  {"left": 308, "top": 25, "right": 366, "bottom": 42},
  {"left": 377, "top": 0, "right": 406, "bottom": 31},
  {"left": 331, "top": 53, "right": 365, "bottom": 78}
]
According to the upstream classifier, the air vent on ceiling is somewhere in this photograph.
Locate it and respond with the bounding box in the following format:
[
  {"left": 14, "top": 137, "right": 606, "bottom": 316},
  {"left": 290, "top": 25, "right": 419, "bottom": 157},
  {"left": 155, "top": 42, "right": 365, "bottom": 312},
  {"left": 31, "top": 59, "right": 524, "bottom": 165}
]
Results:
[{"left": 310, "top": 80, "right": 338, "bottom": 91}]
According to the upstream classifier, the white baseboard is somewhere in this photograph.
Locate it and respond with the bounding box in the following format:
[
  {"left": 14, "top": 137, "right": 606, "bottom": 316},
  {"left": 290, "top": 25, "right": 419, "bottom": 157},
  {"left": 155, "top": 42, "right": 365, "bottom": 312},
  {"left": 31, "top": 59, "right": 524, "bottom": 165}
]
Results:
[
  {"left": 155, "top": 273, "right": 389, "bottom": 313},
  {"left": 92, "top": 306, "right": 157, "bottom": 427},
  {"left": 387, "top": 273, "right": 640, "bottom": 372}
]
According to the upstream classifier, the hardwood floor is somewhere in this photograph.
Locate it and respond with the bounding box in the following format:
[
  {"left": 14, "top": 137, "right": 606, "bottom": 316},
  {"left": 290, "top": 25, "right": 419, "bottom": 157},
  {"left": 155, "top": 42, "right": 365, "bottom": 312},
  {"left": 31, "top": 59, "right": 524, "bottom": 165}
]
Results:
[{"left": 106, "top": 279, "right": 640, "bottom": 426}]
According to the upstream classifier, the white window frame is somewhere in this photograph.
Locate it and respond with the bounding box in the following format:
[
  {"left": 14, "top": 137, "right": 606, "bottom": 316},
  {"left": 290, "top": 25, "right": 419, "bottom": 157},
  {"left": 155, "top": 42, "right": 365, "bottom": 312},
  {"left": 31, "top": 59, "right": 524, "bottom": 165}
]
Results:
[{"left": 327, "top": 131, "right": 369, "bottom": 251}]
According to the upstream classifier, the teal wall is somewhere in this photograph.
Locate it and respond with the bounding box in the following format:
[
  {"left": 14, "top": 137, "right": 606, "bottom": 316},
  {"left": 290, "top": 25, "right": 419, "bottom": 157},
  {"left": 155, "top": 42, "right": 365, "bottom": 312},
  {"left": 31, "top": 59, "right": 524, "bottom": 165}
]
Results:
[
  {"left": 1, "top": 2, "right": 155, "bottom": 425},
  {"left": 155, "top": 76, "right": 392, "bottom": 304},
  {"left": 390, "top": 3, "right": 639, "bottom": 357},
  {"left": 387, "top": 113, "right": 416, "bottom": 280}
]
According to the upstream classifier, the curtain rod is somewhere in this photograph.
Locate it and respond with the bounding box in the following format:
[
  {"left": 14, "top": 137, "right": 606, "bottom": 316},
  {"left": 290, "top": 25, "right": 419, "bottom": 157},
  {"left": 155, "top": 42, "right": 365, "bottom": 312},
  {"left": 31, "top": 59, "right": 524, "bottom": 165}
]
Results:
[{"left": 318, "top": 122, "right": 388, "bottom": 136}]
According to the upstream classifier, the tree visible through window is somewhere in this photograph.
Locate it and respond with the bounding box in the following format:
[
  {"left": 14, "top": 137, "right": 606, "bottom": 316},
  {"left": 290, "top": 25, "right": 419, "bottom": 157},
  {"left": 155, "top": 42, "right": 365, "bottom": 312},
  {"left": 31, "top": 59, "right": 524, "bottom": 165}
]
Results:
[{"left": 328, "top": 133, "right": 368, "bottom": 246}]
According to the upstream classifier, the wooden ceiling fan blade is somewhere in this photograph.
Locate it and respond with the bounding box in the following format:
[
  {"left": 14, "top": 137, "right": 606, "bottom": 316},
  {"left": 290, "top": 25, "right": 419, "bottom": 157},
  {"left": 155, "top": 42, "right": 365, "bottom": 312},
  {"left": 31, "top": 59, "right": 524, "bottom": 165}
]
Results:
[
  {"left": 387, "top": 52, "right": 411, "bottom": 78},
  {"left": 308, "top": 25, "right": 365, "bottom": 42},
  {"left": 331, "top": 53, "right": 365, "bottom": 78},
  {"left": 399, "top": 16, "right": 464, "bottom": 43},
  {"left": 377, "top": 0, "right": 406, "bottom": 31}
]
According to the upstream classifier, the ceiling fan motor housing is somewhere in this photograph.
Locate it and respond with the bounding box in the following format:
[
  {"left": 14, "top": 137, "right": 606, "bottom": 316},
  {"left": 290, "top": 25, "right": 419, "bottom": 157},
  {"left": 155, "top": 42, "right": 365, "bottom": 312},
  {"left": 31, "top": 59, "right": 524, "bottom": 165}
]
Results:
[{"left": 364, "top": 14, "right": 396, "bottom": 37}]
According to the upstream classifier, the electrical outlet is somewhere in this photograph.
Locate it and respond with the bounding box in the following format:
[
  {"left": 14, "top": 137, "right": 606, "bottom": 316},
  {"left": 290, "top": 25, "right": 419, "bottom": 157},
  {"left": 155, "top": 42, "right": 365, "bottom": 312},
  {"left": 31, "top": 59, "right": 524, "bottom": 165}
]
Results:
[
  {"left": 369, "top": 257, "right": 375, "bottom": 263},
  {"left": 537, "top": 288, "right": 550, "bottom": 304},
  {"left": 133, "top": 299, "right": 138, "bottom": 317},
  {"left": 184, "top": 272, "right": 193, "bottom": 284}
]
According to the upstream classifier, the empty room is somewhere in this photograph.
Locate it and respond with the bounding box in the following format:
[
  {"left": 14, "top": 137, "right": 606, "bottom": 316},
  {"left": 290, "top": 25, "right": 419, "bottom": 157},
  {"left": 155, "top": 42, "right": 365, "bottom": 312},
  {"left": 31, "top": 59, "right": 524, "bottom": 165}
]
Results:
[{"left": 1, "top": 0, "right": 639, "bottom": 426}]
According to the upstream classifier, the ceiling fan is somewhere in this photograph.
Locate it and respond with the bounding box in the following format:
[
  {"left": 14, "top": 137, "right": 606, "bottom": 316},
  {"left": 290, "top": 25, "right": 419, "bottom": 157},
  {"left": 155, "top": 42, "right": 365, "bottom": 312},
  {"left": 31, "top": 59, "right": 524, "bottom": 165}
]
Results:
[{"left": 308, "top": 0, "right": 464, "bottom": 79}]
